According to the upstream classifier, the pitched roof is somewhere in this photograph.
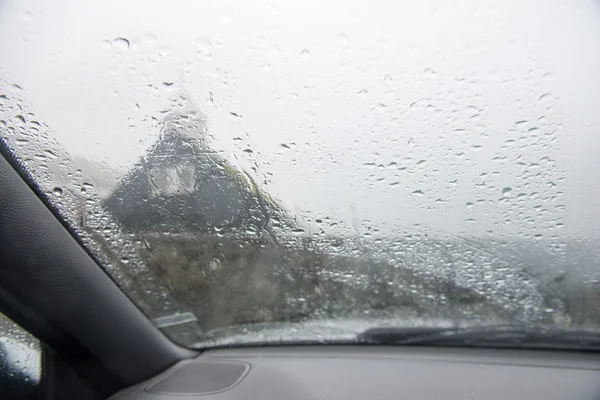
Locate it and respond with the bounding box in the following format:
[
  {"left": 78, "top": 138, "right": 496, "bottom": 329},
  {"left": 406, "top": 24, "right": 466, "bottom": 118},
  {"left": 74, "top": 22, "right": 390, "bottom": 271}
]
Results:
[{"left": 104, "top": 103, "right": 284, "bottom": 236}]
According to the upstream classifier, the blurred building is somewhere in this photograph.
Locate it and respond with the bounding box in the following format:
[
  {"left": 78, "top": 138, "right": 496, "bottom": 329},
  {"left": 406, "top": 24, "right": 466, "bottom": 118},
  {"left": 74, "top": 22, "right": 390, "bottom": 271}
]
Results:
[{"left": 104, "top": 106, "right": 284, "bottom": 237}]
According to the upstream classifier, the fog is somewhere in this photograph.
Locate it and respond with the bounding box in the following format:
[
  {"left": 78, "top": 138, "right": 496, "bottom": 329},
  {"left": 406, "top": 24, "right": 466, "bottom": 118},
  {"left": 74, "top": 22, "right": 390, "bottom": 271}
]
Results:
[{"left": 1, "top": 0, "right": 600, "bottom": 240}]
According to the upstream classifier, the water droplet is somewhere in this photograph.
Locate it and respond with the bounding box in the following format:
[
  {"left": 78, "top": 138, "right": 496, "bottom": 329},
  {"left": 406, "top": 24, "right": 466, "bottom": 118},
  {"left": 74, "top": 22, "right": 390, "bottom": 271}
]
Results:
[
  {"left": 113, "top": 37, "right": 130, "bottom": 50},
  {"left": 21, "top": 10, "right": 33, "bottom": 22},
  {"left": 502, "top": 187, "right": 512, "bottom": 196},
  {"left": 52, "top": 187, "right": 63, "bottom": 197},
  {"left": 515, "top": 120, "right": 528, "bottom": 128},
  {"left": 196, "top": 37, "right": 212, "bottom": 54},
  {"left": 300, "top": 49, "right": 310, "bottom": 58},
  {"left": 142, "top": 33, "right": 157, "bottom": 45},
  {"left": 412, "top": 190, "right": 424, "bottom": 196},
  {"left": 44, "top": 149, "right": 58, "bottom": 159},
  {"left": 423, "top": 68, "right": 437, "bottom": 77}
]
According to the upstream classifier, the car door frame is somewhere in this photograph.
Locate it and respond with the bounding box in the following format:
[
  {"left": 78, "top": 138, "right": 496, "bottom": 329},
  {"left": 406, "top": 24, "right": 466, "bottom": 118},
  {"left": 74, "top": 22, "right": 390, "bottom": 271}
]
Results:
[{"left": 0, "top": 140, "right": 196, "bottom": 399}]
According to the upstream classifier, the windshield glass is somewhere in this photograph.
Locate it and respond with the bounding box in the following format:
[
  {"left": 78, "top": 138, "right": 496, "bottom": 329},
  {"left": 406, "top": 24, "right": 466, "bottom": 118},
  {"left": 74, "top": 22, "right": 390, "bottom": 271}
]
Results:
[{"left": 2, "top": 0, "right": 600, "bottom": 348}]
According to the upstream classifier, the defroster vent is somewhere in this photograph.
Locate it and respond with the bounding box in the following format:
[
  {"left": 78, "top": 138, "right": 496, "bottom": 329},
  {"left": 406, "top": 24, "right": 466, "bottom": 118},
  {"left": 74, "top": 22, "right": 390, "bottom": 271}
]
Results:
[{"left": 146, "top": 361, "right": 249, "bottom": 395}]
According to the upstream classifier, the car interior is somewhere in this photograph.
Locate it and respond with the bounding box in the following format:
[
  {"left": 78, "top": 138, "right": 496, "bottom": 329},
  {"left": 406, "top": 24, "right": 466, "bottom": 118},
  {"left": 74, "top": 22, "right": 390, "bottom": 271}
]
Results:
[
  {"left": 2, "top": 132, "right": 600, "bottom": 400},
  {"left": 2, "top": 1, "right": 600, "bottom": 399}
]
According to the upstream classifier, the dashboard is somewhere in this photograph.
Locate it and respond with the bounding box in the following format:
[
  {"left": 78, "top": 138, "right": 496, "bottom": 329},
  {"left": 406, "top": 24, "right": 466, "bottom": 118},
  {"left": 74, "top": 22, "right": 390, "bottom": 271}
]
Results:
[{"left": 110, "top": 345, "right": 600, "bottom": 399}]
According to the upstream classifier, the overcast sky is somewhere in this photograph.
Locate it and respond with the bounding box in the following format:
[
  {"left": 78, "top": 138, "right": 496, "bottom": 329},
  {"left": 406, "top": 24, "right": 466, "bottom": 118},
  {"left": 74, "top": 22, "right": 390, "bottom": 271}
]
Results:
[{"left": 1, "top": 0, "right": 600, "bottom": 241}]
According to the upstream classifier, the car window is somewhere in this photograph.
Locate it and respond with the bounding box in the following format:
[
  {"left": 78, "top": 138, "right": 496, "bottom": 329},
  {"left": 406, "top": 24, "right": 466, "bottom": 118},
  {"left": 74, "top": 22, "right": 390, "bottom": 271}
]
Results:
[
  {"left": 0, "top": 313, "right": 42, "bottom": 398},
  {"left": 1, "top": 0, "right": 600, "bottom": 348}
]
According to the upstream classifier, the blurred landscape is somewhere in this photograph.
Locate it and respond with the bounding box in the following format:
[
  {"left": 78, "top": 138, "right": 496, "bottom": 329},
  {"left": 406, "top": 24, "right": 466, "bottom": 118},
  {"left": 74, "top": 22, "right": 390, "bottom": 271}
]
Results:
[
  {"left": 3, "top": 83, "right": 600, "bottom": 347},
  {"left": 74, "top": 106, "right": 600, "bottom": 345}
]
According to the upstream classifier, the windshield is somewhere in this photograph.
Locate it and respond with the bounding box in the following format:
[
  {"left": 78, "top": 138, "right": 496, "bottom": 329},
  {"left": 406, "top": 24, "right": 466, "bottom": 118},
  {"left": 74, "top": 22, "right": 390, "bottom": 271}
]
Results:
[{"left": 2, "top": 0, "right": 600, "bottom": 348}]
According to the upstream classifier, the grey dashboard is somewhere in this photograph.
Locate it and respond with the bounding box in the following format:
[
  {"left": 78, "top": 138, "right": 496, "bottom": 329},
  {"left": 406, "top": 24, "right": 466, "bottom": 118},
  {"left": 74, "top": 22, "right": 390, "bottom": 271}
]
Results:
[{"left": 110, "top": 346, "right": 600, "bottom": 400}]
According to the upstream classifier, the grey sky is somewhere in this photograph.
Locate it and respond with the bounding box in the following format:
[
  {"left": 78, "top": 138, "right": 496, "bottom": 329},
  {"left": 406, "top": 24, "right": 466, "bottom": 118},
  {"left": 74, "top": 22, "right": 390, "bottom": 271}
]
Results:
[{"left": 1, "top": 0, "right": 600, "bottom": 240}]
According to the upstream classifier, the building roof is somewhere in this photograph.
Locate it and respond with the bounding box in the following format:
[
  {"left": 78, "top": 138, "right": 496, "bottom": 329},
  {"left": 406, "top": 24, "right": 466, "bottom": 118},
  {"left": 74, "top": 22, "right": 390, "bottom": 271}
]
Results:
[{"left": 104, "top": 105, "right": 284, "bottom": 236}]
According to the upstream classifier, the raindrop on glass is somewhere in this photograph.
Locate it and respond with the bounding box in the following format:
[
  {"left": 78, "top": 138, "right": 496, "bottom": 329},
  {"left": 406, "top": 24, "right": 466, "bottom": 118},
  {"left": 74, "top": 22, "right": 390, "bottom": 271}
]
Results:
[{"left": 113, "top": 37, "right": 130, "bottom": 50}]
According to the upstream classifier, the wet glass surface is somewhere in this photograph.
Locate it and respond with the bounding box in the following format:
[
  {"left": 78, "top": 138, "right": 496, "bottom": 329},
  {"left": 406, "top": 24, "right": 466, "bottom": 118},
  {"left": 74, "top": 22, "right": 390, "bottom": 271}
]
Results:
[
  {"left": 1, "top": 0, "right": 600, "bottom": 346},
  {"left": 0, "top": 313, "right": 41, "bottom": 398}
]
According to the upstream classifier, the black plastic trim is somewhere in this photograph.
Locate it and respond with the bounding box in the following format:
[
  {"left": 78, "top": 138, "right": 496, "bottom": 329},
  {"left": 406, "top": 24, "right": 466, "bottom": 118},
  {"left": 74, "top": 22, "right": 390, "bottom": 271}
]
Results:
[{"left": 0, "top": 145, "right": 196, "bottom": 393}]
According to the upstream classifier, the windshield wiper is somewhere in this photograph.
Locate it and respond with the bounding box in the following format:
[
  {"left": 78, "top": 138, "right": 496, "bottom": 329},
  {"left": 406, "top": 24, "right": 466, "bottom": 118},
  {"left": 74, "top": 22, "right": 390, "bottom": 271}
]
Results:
[{"left": 357, "top": 325, "right": 600, "bottom": 351}]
